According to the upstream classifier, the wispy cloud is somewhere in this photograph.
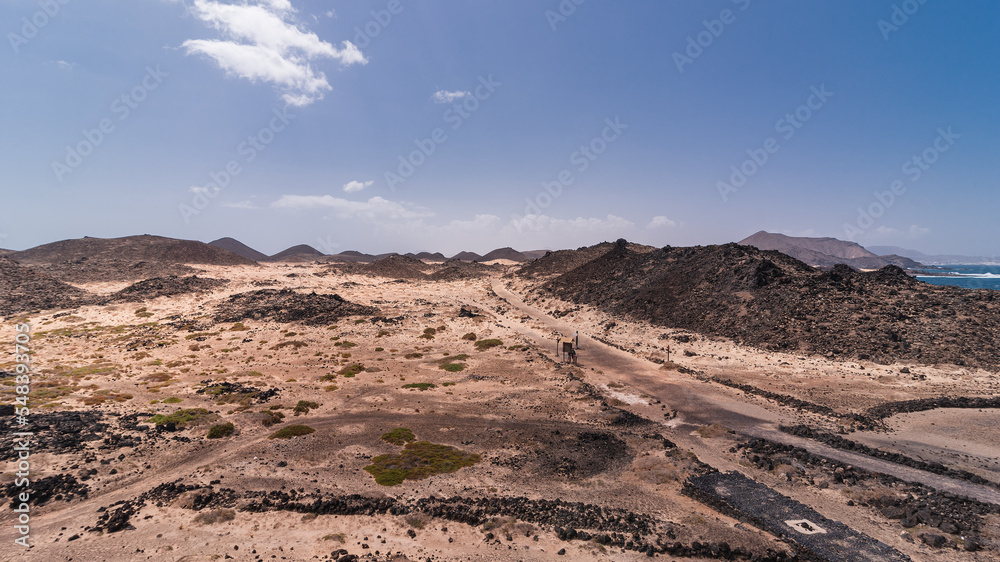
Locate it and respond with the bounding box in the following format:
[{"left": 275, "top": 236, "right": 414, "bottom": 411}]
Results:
[
  {"left": 270, "top": 195, "right": 433, "bottom": 220},
  {"left": 646, "top": 216, "right": 677, "bottom": 229},
  {"left": 343, "top": 180, "right": 373, "bottom": 193},
  {"left": 432, "top": 89, "right": 470, "bottom": 104},
  {"left": 222, "top": 200, "right": 259, "bottom": 210},
  {"left": 181, "top": 0, "right": 366, "bottom": 106},
  {"left": 873, "top": 224, "right": 931, "bottom": 238},
  {"left": 506, "top": 214, "right": 634, "bottom": 234},
  {"left": 53, "top": 60, "right": 74, "bottom": 71}
]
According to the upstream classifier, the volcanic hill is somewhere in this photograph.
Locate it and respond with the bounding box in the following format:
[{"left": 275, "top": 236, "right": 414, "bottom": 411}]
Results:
[
  {"left": 10, "top": 235, "right": 256, "bottom": 282},
  {"left": 740, "top": 231, "right": 923, "bottom": 270},
  {"left": 0, "top": 256, "right": 96, "bottom": 316},
  {"left": 208, "top": 237, "right": 268, "bottom": 262},
  {"left": 533, "top": 240, "right": 1000, "bottom": 368}
]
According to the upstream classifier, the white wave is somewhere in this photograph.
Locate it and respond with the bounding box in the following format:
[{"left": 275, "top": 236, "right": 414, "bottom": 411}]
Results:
[{"left": 916, "top": 273, "right": 1000, "bottom": 279}]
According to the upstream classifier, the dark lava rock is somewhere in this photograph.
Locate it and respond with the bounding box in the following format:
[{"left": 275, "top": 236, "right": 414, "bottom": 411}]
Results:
[
  {"left": 107, "top": 275, "right": 227, "bottom": 302},
  {"left": 538, "top": 241, "right": 1000, "bottom": 368},
  {"left": 920, "top": 533, "right": 947, "bottom": 548},
  {"left": 0, "top": 411, "right": 108, "bottom": 461},
  {"left": 0, "top": 256, "right": 97, "bottom": 315},
  {"left": 197, "top": 381, "right": 279, "bottom": 404},
  {"left": 213, "top": 288, "right": 378, "bottom": 325},
  {"left": 4, "top": 474, "right": 89, "bottom": 507}
]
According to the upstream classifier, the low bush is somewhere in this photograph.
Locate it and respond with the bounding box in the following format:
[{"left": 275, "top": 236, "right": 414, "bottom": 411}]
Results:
[
  {"left": 474, "top": 339, "right": 503, "bottom": 351},
  {"left": 293, "top": 400, "right": 320, "bottom": 415},
  {"left": 269, "top": 424, "right": 315, "bottom": 439},
  {"left": 381, "top": 428, "right": 416, "bottom": 445},
  {"left": 402, "top": 383, "right": 435, "bottom": 391},
  {"left": 207, "top": 422, "right": 235, "bottom": 439},
  {"left": 150, "top": 408, "right": 212, "bottom": 428},
  {"left": 364, "top": 441, "right": 480, "bottom": 486}
]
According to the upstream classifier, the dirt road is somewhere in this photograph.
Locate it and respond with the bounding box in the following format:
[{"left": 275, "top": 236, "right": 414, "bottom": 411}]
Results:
[{"left": 487, "top": 278, "right": 1000, "bottom": 507}]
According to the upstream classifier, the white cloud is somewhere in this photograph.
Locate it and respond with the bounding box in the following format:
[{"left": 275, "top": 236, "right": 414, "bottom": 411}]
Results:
[
  {"left": 325, "top": 10, "right": 336, "bottom": 18},
  {"left": 646, "top": 216, "right": 677, "bottom": 229},
  {"left": 182, "top": 0, "right": 366, "bottom": 106},
  {"left": 506, "top": 214, "right": 635, "bottom": 235},
  {"left": 865, "top": 224, "right": 931, "bottom": 241},
  {"left": 270, "top": 195, "right": 433, "bottom": 220},
  {"left": 432, "top": 89, "right": 470, "bottom": 104},
  {"left": 222, "top": 200, "right": 259, "bottom": 209},
  {"left": 189, "top": 185, "right": 212, "bottom": 195},
  {"left": 343, "top": 180, "right": 373, "bottom": 193},
  {"left": 53, "top": 60, "right": 74, "bottom": 71}
]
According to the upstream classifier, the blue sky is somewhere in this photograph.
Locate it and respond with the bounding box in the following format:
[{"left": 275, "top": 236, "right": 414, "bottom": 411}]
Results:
[{"left": 1, "top": 0, "right": 998, "bottom": 256}]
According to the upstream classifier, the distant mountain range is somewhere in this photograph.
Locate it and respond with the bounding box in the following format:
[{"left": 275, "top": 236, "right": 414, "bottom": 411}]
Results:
[
  {"left": 13, "top": 235, "right": 255, "bottom": 267},
  {"left": 866, "top": 246, "right": 1000, "bottom": 266},
  {"left": 206, "top": 238, "right": 541, "bottom": 264},
  {"left": 739, "top": 231, "right": 923, "bottom": 270}
]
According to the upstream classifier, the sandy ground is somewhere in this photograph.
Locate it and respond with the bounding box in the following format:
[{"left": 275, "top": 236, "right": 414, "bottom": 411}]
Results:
[{"left": 0, "top": 262, "right": 997, "bottom": 560}]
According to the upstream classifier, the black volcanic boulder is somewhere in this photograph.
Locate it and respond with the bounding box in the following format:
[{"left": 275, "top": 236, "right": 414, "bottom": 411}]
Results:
[{"left": 213, "top": 289, "right": 378, "bottom": 325}]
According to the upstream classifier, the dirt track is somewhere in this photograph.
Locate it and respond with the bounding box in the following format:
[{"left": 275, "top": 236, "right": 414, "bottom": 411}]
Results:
[{"left": 489, "top": 278, "right": 1000, "bottom": 507}]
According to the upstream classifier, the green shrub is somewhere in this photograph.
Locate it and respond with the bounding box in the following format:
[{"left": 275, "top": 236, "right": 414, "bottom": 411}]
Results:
[
  {"left": 363, "top": 441, "right": 480, "bottom": 486},
  {"left": 404, "top": 353, "right": 423, "bottom": 359},
  {"left": 293, "top": 400, "right": 320, "bottom": 415},
  {"left": 162, "top": 396, "right": 182, "bottom": 404},
  {"left": 260, "top": 410, "right": 285, "bottom": 427},
  {"left": 207, "top": 422, "right": 235, "bottom": 439},
  {"left": 339, "top": 364, "right": 365, "bottom": 378},
  {"left": 402, "top": 383, "right": 435, "bottom": 391},
  {"left": 440, "top": 363, "right": 465, "bottom": 372},
  {"left": 474, "top": 339, "right": 503, "bottom": 351},
  {"left": 380, "top": 428, "right": 416, "bottom": 445},
  {"left": 461, "top": 332, "right": 477, "bottom": 341},
  {"left": 150, "top": 408, "right": 212, "bottom": 428},
  {"left": 269, "top": 424, "right": 315, "bottom": 439}
]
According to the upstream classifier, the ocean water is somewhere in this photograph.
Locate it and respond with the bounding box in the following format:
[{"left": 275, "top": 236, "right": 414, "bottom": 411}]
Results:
[{"left": 914, "top": 265, "right": 1000, "bottom": 290}]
